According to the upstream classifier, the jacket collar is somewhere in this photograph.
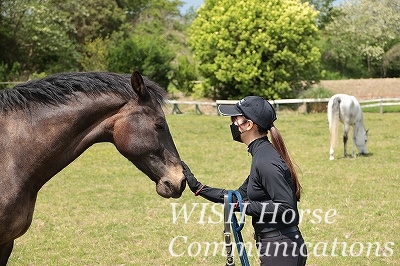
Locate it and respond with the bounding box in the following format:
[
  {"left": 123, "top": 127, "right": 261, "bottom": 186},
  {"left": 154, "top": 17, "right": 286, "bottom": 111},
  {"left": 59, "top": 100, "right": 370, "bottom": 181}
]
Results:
[{"left": 247, "top": 136, "right": 270, "bottom": 155}]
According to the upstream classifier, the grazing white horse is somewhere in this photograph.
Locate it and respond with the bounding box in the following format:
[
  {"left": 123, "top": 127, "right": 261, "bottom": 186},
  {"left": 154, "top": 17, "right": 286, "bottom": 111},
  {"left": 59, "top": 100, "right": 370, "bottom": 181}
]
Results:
[{"left": 327, "top": 94, "right": 368, "bottom": 160}]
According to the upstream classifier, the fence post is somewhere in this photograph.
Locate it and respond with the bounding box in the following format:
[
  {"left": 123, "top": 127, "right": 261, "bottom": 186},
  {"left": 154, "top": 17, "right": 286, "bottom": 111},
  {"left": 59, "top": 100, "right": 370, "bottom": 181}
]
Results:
[
  {"left": 380, "top": 98, "right": 383, "bottom": 114},
  {"left": 172, "top": 103, "right": 182, "bottom": 114},
  {"left": 195, "top": 104, "right": 202, "bottom": 115}
]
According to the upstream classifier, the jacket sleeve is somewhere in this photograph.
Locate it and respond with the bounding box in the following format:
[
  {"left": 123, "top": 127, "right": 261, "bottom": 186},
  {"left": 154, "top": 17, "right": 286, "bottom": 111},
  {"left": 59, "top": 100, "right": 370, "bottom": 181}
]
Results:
[{"left": 197, "top": 176, "right": 249, "bottom": 204}]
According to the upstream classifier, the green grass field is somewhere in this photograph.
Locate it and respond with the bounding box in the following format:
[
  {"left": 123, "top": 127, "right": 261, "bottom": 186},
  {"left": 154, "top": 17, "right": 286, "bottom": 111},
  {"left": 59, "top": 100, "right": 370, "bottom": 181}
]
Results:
[{"left": 9, "top": 112, "right": 399, "bottom": 265}]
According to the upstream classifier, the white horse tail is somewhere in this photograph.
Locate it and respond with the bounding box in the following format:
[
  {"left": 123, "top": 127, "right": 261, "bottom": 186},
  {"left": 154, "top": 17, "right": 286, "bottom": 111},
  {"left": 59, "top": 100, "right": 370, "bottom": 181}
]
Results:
[{"left": 328, "top": 95, "right": 341, "bottom": 159}]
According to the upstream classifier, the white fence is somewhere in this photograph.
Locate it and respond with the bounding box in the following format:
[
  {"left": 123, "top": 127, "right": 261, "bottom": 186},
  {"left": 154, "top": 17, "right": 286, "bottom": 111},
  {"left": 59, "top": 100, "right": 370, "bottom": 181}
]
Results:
[
  {"left": 167, "top": 98, "right": 400, "bottom": 115},
  {"left": 167, "top": 100, "right": 217, "bottom": 115},
  {"left": 357, "top": 98, "right": 400, "bottom": 113}
]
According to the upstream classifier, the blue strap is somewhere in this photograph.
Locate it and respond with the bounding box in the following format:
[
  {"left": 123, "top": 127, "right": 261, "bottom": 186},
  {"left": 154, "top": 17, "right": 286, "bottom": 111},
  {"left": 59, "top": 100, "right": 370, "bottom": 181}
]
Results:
[{"left": 227, "top": 190, "right": 250, "bottom": 266}]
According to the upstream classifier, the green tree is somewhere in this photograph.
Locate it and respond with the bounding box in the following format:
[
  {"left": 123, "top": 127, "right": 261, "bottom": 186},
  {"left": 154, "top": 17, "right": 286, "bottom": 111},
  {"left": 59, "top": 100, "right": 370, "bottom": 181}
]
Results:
[
  {"left": 0, "top": 0, "right": 193, "bottom": 88},
  {"left": 303, "top": 0, "right": 341, "bottom": 29},
  {"left": 0, "top": 0, "right": 78, "bottom": 77},
  {"left": 107, "top": 0, "right": 191, "bottom": 89},
  {"left": 324, "top": 0, "right": 400, "bottom": 77},
  {"left": 382, "top": 39, "right": 400, "bottom": 77},
  {"left": 0, "top": 0, "right": 188, "bottom": 80},
  {"left": 170, "top": 54, "right": 198, "bottom": 94},
  {"left": 80, "top": 37, "right": 110, "bottom": 71},
  {"left": 51, "top": 0, "right": 126, "bottom": 44},
  {"left": 116, "top": 0, "right": 183, "bottom": 22},
  {"left": 188, "top": 0, "right": 321, "bottom": 99},
  {"left": 51, "top": 0, "right": 128, "bottom": 72},
  {"left": 107, "top": 34, "right": 175, "bottom": 88}
]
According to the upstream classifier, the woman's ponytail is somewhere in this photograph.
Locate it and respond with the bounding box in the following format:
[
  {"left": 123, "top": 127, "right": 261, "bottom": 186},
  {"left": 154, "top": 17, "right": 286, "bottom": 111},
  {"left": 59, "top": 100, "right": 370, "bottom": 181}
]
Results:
[{"left": 269, "top": 125, "right": 302, "bottom": 201}]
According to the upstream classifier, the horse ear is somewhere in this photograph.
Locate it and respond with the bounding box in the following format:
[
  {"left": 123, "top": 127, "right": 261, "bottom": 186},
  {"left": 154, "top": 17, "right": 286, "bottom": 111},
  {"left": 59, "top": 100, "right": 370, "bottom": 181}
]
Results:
[{"left": 131, "top": 70, "right": 150, "bottom": 100}]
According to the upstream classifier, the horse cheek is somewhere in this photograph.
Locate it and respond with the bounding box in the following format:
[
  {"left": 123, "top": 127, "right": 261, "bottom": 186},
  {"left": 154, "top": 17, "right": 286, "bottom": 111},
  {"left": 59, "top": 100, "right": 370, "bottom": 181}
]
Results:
[
  {"left": 113, "top": 122, "right": 154, "bottom": 159},
  {"left": 112, "top": 122, "right": 138, "bottom": 158}
]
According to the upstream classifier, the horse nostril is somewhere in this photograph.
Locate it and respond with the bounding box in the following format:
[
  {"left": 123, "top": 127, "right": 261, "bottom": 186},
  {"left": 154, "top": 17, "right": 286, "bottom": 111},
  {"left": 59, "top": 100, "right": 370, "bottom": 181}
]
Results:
[
  {"left": 180, "top": 178, "right": 186, "bottom": 192},
  {"left": 163, "top": 179, "right": 173, "bottom": 191},
  {"left": 162, "top": 179, "right": 186, "bottom": 194}
]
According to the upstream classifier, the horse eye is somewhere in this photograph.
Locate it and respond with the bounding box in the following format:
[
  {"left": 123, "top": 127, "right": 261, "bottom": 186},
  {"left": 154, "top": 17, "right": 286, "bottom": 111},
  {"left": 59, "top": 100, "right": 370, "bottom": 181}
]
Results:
[{"left": 155, "top": 123, "right": 165, "bottom": 131}]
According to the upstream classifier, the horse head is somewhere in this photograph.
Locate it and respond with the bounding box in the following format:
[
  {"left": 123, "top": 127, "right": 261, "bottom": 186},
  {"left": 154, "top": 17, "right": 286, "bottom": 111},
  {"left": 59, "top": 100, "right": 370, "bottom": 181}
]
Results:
[
  {"left": 112, "top": 71, "right": 185, "bottom": 198},
  {"left": 355, "top": 127, "right": 368, "bottom": 155}
]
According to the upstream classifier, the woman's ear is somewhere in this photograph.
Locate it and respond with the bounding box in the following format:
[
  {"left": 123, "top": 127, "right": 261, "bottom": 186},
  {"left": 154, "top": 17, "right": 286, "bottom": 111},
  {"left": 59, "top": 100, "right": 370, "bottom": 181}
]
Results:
[{"left": 246, "top": 120, "right": 254, "bottom": 131}]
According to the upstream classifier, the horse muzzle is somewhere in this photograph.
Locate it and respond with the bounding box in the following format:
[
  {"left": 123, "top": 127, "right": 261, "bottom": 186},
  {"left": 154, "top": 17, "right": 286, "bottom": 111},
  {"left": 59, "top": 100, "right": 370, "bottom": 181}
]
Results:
[{"left": 156, "top": 176, "right": 186, "bottom": 198}]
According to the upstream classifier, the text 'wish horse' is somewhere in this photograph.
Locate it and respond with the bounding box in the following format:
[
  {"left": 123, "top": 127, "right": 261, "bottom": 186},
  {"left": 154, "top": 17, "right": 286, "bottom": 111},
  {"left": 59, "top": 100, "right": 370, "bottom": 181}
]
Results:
[
  {"left": 327, "top": 93, "right": 368, "bottom": 160},
  {"left": 0, "top": 70, "right": 186, "bottom": 265}
]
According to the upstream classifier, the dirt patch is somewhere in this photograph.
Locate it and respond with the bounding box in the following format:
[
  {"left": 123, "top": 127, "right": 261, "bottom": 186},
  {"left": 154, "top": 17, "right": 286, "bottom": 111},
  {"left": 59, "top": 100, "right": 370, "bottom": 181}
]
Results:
[{"left": 319, "top": 78, "right": 400, "bottom": 99}]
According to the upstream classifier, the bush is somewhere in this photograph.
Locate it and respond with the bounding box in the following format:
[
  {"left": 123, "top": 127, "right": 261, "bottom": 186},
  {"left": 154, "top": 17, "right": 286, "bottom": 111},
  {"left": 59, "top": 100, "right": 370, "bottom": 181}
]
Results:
[
  {"left": 298, "top": 86, "right": 333, "bottom": 99},
  {"left": 107, "top": 34, "right": 174, "bottom": 89},
  {"left": 298, "top": 86, "right": 333, "bottom": 113}
]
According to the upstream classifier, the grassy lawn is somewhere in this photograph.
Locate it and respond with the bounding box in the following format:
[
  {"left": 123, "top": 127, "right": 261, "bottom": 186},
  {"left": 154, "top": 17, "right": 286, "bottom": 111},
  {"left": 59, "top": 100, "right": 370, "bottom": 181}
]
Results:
[{"left": 9, "top": 112, "right": 399, "bottom": 265}]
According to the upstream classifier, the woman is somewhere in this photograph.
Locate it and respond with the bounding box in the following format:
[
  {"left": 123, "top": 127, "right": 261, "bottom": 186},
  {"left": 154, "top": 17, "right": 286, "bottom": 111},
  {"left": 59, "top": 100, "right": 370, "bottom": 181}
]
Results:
[{"left": 182, "top": 96, "right": 307, "bottom": 265}]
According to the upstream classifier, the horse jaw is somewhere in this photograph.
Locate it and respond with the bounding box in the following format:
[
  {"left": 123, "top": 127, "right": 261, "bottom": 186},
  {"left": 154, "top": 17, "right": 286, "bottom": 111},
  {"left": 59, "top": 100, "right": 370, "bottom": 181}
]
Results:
[
  {"left": 355, "top": 132, "right": 368, "bottom": 155},
  {"left": 357, "top": 146, "right": 368, "bottom": 155},
  {"left": 156, "top": 182, "right": 182, "bottom": 198}
]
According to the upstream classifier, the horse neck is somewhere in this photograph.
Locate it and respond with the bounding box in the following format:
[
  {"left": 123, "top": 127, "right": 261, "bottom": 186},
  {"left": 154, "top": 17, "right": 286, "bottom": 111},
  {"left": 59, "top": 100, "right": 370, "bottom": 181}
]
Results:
[
  {"left": 354, "top": 115, "right": 366, "bottom": 137},
  {"left": 355, "top": 107, "right": 365, "bottom": 127},
  {"left": 2, "top": 94, "right": 125, "bottom": 190}
]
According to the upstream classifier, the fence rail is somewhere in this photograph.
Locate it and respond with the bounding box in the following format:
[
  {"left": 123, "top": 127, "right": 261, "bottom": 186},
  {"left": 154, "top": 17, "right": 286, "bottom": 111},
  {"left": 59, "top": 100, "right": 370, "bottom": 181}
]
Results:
[
  {"left": 166, "top": 98, "right": 400, "bottom": 115},
  {"left": 167, "top": 100, "right": 217, "bottom": 115},
  {"left": 359, "top": 98, "right": 400, "bottom": 113},
  {"left": 0, "top": 82, "right": 24, "bottom": 84}
]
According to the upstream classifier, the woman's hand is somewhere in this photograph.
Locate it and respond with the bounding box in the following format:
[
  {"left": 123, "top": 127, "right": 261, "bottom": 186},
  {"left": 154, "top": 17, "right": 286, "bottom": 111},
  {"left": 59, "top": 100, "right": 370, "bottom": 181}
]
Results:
[{"left": 181, "top": 161, "right": 204, "bottom": 194}]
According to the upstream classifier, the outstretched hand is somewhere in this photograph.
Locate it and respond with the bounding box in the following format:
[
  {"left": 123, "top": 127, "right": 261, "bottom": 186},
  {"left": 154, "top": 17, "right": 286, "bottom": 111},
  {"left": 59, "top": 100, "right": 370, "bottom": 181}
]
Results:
[{"left": 181, "top": 161, "right": 203, "bottom": 194}]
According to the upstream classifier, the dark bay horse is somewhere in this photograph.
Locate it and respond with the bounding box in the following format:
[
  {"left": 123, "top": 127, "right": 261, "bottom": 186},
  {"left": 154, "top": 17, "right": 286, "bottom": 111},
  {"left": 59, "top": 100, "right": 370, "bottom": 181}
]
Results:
[{"left": 0, "top": 70, "right": 186, "bottom": 264}]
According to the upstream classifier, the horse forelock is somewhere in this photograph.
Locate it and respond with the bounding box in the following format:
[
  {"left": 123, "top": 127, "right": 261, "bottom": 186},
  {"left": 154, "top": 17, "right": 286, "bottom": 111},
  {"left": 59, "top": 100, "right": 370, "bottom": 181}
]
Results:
[{"left": 0, "top": 72, "right": 167, "bottom": 112}]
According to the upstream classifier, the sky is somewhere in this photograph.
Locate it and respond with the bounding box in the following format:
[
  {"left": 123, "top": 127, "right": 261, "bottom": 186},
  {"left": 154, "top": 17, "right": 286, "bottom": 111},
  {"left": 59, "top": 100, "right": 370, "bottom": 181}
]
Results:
[
  {"left": 179, "top": 0, "right": 344, "bottom": 14},
  {"left": 179, "top": 0, "right": 204, "bottom": 14}
]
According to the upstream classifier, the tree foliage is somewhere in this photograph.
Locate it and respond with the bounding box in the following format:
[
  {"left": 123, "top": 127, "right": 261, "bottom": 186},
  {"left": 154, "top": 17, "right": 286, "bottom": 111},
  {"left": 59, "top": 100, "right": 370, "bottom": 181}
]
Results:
[
  {"left": 0, "top": 0, "right": 78, "bottom": 76},
  {"left": 303, "top": 0, "right": 341, "bottom": 29},
  {"left": 188, "top": 0, "right": 321, "bottom": 99},
  {"left": 107, "top": 34, "right": 175, "bottom": 88},
  {"left": 323, "top": 0, "right": 400, "bottom": 78},
  {"left": 106, "top": 0, "right": 184, "bottom": 88},
  {"left": 0, "top": 0, "right": 186, "bottom": 87},
  {"left": 2, "top": 0, "right": 400, "bottom": 95},
  {"left": 169, "top": 54, "right": 198, "bottom": 94},
  {"left": 52, "top": 0, "right": 126, "bottom": 44}
]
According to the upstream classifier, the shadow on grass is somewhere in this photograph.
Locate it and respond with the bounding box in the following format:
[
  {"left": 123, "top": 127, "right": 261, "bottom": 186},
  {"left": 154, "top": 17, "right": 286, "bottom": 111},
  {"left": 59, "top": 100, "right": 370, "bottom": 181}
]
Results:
[
  {"left": 334, "top": 153, "right": 374, "bottom": 160},
  {"left": 359, "top": 152, "right": 374, "bottom": 157}
]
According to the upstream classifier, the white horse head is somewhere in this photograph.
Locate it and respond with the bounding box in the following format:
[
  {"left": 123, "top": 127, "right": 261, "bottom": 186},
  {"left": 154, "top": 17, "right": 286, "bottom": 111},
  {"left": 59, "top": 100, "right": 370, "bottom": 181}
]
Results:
[{"left": 355, "top": 126, "right": 368, "bottom": 155}]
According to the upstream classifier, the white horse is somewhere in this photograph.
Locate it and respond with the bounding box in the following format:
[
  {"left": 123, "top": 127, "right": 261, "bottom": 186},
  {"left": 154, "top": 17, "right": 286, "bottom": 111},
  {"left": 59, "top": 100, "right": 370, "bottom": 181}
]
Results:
[{"left": 327, "top": 94, "right": 368, "bottom": 160}]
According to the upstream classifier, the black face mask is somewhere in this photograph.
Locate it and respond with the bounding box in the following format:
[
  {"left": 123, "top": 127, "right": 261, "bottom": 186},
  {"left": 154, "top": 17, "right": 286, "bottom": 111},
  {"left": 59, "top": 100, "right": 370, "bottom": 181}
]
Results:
[{"left": 230, "top": 123, "right": 243, "bottom": 143}]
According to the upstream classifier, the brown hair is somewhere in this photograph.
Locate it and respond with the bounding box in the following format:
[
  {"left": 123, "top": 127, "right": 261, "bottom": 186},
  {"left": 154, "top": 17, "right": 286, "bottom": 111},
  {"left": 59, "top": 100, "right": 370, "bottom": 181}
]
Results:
[{"left": 268, "top": 125, "right": 302, "bottom": 201}]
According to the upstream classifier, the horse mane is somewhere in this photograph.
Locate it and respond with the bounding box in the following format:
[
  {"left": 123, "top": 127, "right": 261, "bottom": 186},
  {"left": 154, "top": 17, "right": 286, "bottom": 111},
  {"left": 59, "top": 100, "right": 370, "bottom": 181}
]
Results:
[{"left": 0, "top": 72, "right": 167, "bottom": 112}]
